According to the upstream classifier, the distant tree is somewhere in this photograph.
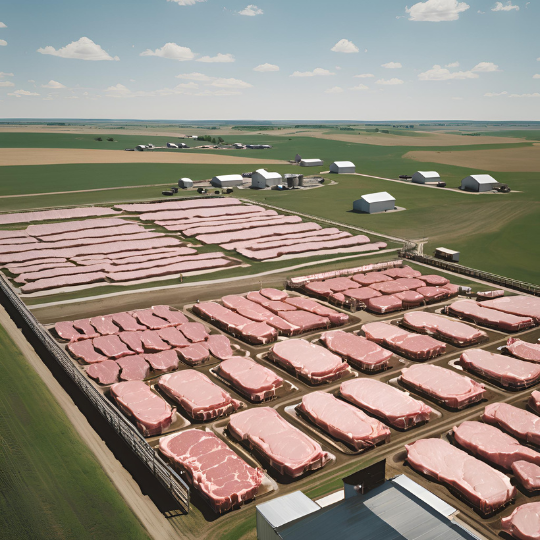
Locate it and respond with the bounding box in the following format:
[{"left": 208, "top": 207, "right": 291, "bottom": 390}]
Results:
[
  {"left": 212, "top": 137, "right": 217, "bottom": 144},
  {"left": 218, "top": 136, "right": 224, "bottom": 143},
  {"left": 107, "top": 137, "right": 114, "bottom": 142},
  {"left": 197, "top": 136, "right": 205, "bottom": 141},
  {"left": 95, "top": 137, "right": 103, "bottom": 141}
]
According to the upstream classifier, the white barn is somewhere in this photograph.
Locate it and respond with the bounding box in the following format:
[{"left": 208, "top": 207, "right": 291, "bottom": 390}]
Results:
[
  {"left": 353, "top": 192, "right": 395, "bottom": 214},
  {"left": 330, "top": 161, "right": 355, "bottom": 174},
  {"left": 211, "top": 174, "right": 244, "bottom": 188},
  {"left": 300, "top": 158, "right": 323, "bottom": 167},
  {"left": 412, "top": 171, "right": 440, "bottom": 184},
  {"left": 178, "top": 178, "right": 193, "bottom": 189},
  {"left": 251, "top": 169, "right": 282, "bottom": 189},
  {"left": 461, "top": 174, "right": 499, "bottom": 192}
]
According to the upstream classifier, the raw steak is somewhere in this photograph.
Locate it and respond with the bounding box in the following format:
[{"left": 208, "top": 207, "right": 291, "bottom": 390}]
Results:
[
  {"left": 68, "top": 340, "right": 107, "bottom": 364},
  {"left": 55, "top": 321, "right": 84, "bottom": 342},
  {"left": 217, "top": 357, "right": 283, "bottom": 402},
  {"left": 481, "top": 296, "right": 540, "bottom": 324},
  {"left": 178, "top": 322, "right": 209, "bottom": 343},
  {"left": 159, "top": 430, "right": 264, "bottom": 513},
  {"left": 157, "top": 327, "right": 190, "bottom": 348},
  {"left": 304, "top": 281, "right": 333, "bottom": 298},
  {"left": 419, "top": 275, "right": 450, "bottom": 286},
  {"left": 507, "top": 338, "right": 540, "bottom": 363},
  {"left": 530, "top": 391, "right": 540, "bottom": 415},
  {"left": 228, "top": 407, "right": 330, "bottom": 477},
  {"left": 93, "top": 335, "right": 135, "bottom": 359},
  {"left": 511, "top": 462, "right": 540, "bottom": 492},
  {"left": 143, "top": 350, "right": 179, "bottom": 372},
  {"left": 193, "top": 302, "right": 251, "bottom": 332},
  {"left": 366, "top": 295, "right": 403, "bottom": 314},
  {"left": 177, "top": 343, "right": 210, "bottom": 366},
  {"left": 14, "top": 263, "right": 105, "bottom": 283},
  {"left": 342, "top": 288, "right": 382, "bottom": 302},
  {"left": 239, "top": 322, "right": 277, "bottom": 345},
  {"left": 110, "top": 380, "right": 173, "bottom": 436},
  {"left": 460, "top": 349, "right": 540, "bottom": 389},
  {"left": 405, "top": 438, "right": 515, "bottom": 515},
  {"left": 400, "top": 364, "right": 485, "bottom": 409},
  {"left": 265, "top": 301, "right": 297, "bottom": 314},
  {"left": 483, "top": 403, "right": 540, "bottom": 445},
  {"left": 320, "top": 330, "right": 392, "bottom": 371},
  {"left": 87, "top": 360, "right": 120, "bottom": 385},
  {"left": 112, "top": 312, "right": 146, "bottom": 332},
  {"left": 117, "top": 198, "right": 241, "bottom": 213},
  {"left": 447, "top": 300, "right": 534, "bottom": 332},
  {"left": 43, "top": 223, "right": 145, "bottom": 242},
  {"left": 116, "top": 356, "right": 151, "bottom": 380},
  {"left": 90, "top": 316, "right": 119, "bottom": 336},
  {"left": 321, "top": 277, "right": 359, "bottom": 292},
  {"left": 151, "top": 305, "right": 188, "bottom": 326},
  {"left": 73, "top": 319, "right": 100, "bottom": 339},
  {"left": 394, "top": 291, "right": 425, "bottom": 306},
  {"left": 502, "top": 502, "right": 540, "bottom": 539},
  {"left": 402, "top": 311, "right": 487, "bottom": 346},
  {"left": 133, "top": 310, "right": 172, "bottom": 330},
  {"left": 278, "top": 310, "right": 330, "bottom": 333},
  {"left": 392, "top": 278, "right": 427, "bottom": 290},
  {"left": 352, "top": 272, "right": 392, "bottom": 286},
  {"left": 270, "top": 339, "right": 349, "bottom": 384},
  {"left": 299, "top": 391, "right": 390, "bottom": 451},
  {"left": 158, "top": 370, "right": 241, "bottom": 421},
  {"left": 453, "top": 421, "right": 540, "bottom": 470},
  {"left": 206, "top": 334, "right": 233, "bottom": 360},
  {"left": 140, "top": 330, "right": 171, "bottom": 352},
  {"left": 381, "top": 266, "right": 422, "bottom": 279},
  {"left": 284, "top": 297, "right": 349, "bottom": 325},
  {"left": 259, "top": 288, "right": 288, "bottom": 301},
  {"left": 26, "top": 217, "right": 126, "bottom": 237},
  {"left": 369, "top": 281, "right": 408, "bottom": 295},
  {"left": 416, "top": 286, "right": 450, "bottom": 302},
  {"left": 362, "top": 322, "right": 408, "bottom": 344},
  {"left": 141, "top": 205, "right": 264, "bottom": 222},
  {"left": 0, "top": 207, "right": 118, "bottom": 226},
  {"left": 340, "top": 378, "right": 432, "bottom": 429},
  {"left": 118, "top": 331, "right": 144, "bottom": 354}
]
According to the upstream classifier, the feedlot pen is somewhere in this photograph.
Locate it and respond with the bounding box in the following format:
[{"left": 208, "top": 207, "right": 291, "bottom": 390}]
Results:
[{"left": 5, "top": 269, "right": 540, "bottom": 540}]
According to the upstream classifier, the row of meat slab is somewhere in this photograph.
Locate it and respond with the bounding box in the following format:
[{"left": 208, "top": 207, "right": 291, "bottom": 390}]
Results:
[{"left": 117, "top": 197, "right": 387, "bottom": 261}]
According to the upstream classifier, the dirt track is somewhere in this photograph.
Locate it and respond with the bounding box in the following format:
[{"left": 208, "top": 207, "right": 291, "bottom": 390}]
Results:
[{"left": 0, "top": 148, "right": 287, "bottom": 167}]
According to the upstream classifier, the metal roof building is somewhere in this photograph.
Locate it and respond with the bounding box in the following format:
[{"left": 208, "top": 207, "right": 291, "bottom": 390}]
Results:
[
  {"left": 461, "top": 174, "right": 499, "bottom": 192},
  {"left": 300, "top": 158, "right": 323, "bottom": 167},
  {"left": 353, "top": 191, "right": 396, "bottom": 214},
  {"left": 178, "top": 178, "right": 193, "bottom": 189},
  {"left": 412, "top": 171, "right": 440, "bottom": 184},
  {"left": 251, "top": 169, "right": 283, "bottom": 189},
  {"left": 210, "top": 174, "right": 244, "bottom": 188},
  {"left": 330, "top": 161, "right": 355, "bottom": 174}
]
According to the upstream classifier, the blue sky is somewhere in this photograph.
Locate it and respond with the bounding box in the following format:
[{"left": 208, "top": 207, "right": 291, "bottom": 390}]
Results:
[{"left": 0, "top": 0, "right": 538, "bottom": 120}]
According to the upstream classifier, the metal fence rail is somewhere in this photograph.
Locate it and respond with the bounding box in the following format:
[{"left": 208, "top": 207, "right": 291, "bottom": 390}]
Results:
[{"left": 0, "top": 275, "right": 190, "bottom": 512}]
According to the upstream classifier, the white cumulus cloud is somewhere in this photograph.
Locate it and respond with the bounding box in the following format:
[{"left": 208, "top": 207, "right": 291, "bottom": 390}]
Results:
[
  {"left": 140, "top": 43, "right": 196, "bottom": 61},
  {"left": 37, "top": 37, "right": 119, "bottom": 61},
  {"left": 446, "top": 61, "right": 460, "bottom": 67},
  {"left": 0, "top": 81, "right": 14, "bottom": 87},
  {"left": 331, "top": 39, "right": 359, "bottom": 53},
  {"left": 406, "top": 0, "right": 470, "bottom": 21},
  {"left": 210, "top": 78, "right": 252, "bottom": 89},
  {"left": 0, "top": 39, "right": 6, "bottom": 46},
  {"left": 0, "top": 72, "right": 14, "bottom": 77},
  {"left": 509, "top": 92, "right": 540, "bottom": 98},
  {"left": 291, "top": 68, "right": 334, "bottom": 77},
  {"left": 376, "top": 78, "right": 404, "bottom": 85},
  {"left": 492, "top": 1, "right": 519, "bottom": 11},
  {"left": 351, "top": 84, "right": 369, "bottom": 90},
  {"left": 253, "top": 63, "right": 279, "bottom": 72},
  {"left": 167, "top": 0, "right": 206, "bottom": 4},
  {"left": 382, "top": 62, "right": 402, "bottom": 69},
  {"left": 0, "top": 22, "right": 6, "bottom": 28},
  {"left": 534, "top": 74, "right": 540, "bottom": 79},
  {"left": 176, "top": 72, "right": 213, "bottom": 81},
  {"left": 238, "top": 5, "right": 263, "bottom": 16},
  {"left": 354, "top": 73, "right": 374, "bottom": 78},
  {"left": 418, "top": 64, "right": 479, "bottom": 80},
  {"left": 484, "top": 91, "right": 508, "bottom": 96},
  {"left": 8, "top": 89, "right": 40, "bottom": 97},
  {"left": 197, "top": 53, "right": 235, "bottom": 63},
  {"left": 324, "top": 86, "right": 344, "bottom": 93},
  {"left": 105, "top": 84, "right": 132, "bottom": 97},
  {"left": 471, "top": 61, "right": 500, "bottom": 72},
  {"left": 42, "top": 80, "right": 66, "bottom": 89}
]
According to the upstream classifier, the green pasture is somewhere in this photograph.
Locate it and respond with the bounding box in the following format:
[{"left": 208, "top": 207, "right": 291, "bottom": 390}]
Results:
[{"left": 0, "top": 323, "right": 148, "bottom": 540}]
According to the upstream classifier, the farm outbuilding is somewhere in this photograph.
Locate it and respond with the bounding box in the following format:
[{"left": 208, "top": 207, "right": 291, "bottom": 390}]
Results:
[
  {"left": 178, "top": 178, "right": 193, "bottom": 189},
  {"left": 330, "top": 161, "right": 355, "bottom": 174},
  {"left": 211, "top": 174, "right": 244, "bottom": 188},
  {"left": 167, "top": 142, "right": 178, "bottom": 148},
  {"left": 353, "top": 192, "right": 395, "bottom": 214},
  {"left": 461, "top": 174, "right": 499, "bottom": 192},
  {"left": 300, "top": 159, "right": 323, "bottom": 167},
  {"left": 251, "top": 169, "right": 283, "bottom": 189},
  {"left": 412, "top": 171, "right": 440, "bottom": 184}
]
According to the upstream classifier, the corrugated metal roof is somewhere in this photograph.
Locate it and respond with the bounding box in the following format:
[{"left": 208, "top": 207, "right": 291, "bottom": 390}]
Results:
[
  {"left": 255, "top": 169, "right": 282, "bottom": 180},
  {"left": 301, "top": 159, "right": 323, "bottom": 163},
  {"left": 361, "top": 191, "right": 395, "bottom": 203},
  {"left": 467, "top": 174, "right": 498, "bottom": 184},
  {"left": 415, "top": 171, "right": 439, "bottom": 178},
  {"left": 213, "top": 174, "right": 243, "bottom": 181},
  {"left": 256, "top": 491, "right": 320, "bottom": 529},
  {"left": 332, "top": 161, "right": 355, "bottom": 167}
]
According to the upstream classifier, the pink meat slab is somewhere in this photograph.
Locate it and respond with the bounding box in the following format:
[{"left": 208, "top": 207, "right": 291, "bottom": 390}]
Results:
[
  {"left": 389, "top": 333, "right": 446, "bottom": 360},
  {"left": 206, "top": 334, "right": 233, "bottom": 360},
  {"left": 443, "top": 283, "right": 460, "bottom": 296},
  {"left": 217, "top": 356, "right": 283, "bottom": 402},
  {"left": 117, "top": 356, "right": 151, "bottom": 380},
  {"left": 43, "top": 223, "right": 145, "bottom": 242},
  {"left": 158, "top": 430, "right": 264, "bottom": 513},
  {"left": 151, "top": 305, "right": 188, "bottom": 326},
  {"left": 184, "top": 216, "right": 302, "bottom": 237},
  {"left": 140, "top": 205, "right": 264, "bottom": 222},
  {"left": 11, "top": 262, "right": 75, "bottom": 277},
  {"left": 352, "top": 272, "right": 392, "bottom": 286},
  {"left": 90, "top": 316, "right": 119, "bottom": 336},
  {"left": 245, "top": 291, "right": 272, "bottom": 307},
  {"left": 110, "top": 380, "right": 173, "bottom": 436},
  {"left": 402, "top": 311, "right": 487, "bottom": 346},
  {"left": 340, "top": 378, "right": 432, "bottom": 430},
  {"left": 132, "top": 310, "right": 172, "bottom": 330},
  {"left": 480, "top": 296, "right": 540, "bottom": 324},
  {"left": 72, "top": 319, "right": 100, "bottom": 339},
  {"left": 381, "top": 266, "right": 422, "bottom": 279},
  {"left": 108, "top": 252, "right": 211, "bottom": 273},
  {"left": 55, "top": 321, "right": 85, "bottom": 342},
  {"left": 86, "top": 360, "right": 120, "bottom": 385},
  {"left": 507, "top": 338, "right": 540, "bottom": 363},
  {"left": 26, "top": 217, "right": 126, "bottom": 237},
  {"left": 112, "top": 312, "right": 146, "bottom": 332},
  {"left": 143, "top": 350, "right": 179, "bottom": 373},
  {"left": 68, "top": 340, "right": 107, "bottom": 364},
  {"left": 447, "top": 300, "right": 534, "bottom": 332},
  {"left": 284, "top": 297, "right": 349, "bottom": 325},
  {"left": 118, "top": 331, "right": 144, "bottom": 354},
  {"left": 105, "top": 248, "right": 193, "bottom": 265},
  {"left": 419, "top": 274, "right": 450, "bottom": 286},
  {"left": 16, "top": 263, "right": 109, "bottom": 284},
  {"left": 362, "top": 321, "right": 409, "bottom": 344},
  {"left": 178, "top": 322, "right": 209, "bottom": 343},
  {"left": 0, "top": 230, "right": 31, "bottom": 240},
  {"left": 502, "top": 502, "right": 540, "bottom": 539},
  {"left": 193, "top": 302, "right": 252, "bottom": 332},
  {"left": 278, "top": 310, "right": 330, "bottom": 333},
  {"left": 300, "top": 391, "right": 391, "bottom": 451},
  {"left": 304, "top": 281, "right": 333, "bottom": 298},
  {"left": 240, "top": 322, "right": 278, "bottom": 345},
  {"left": 157, "top": 327, "right": 190, "bottom": 348},
  {"left": 7, "top": 259, "right": 69, "bottom": 272},
  {"left": 166, "top": 209, "right": 277, "bottom": 229},
  {"left": 116, "top": 197, "right": 241, "bottom": 213},
  {"left": 321, "top": 277, "right": 360, "bottom": 292},
  {"left": 366, "top": 295, "right": 403, "bottom": 314},
  {"left": 93, "top": 335, "right": 135, "bottom": 359},
  {"left": 511, "top": 462, "right": 540, "bottom": 492},
  {"left": 264, "top": 301, "right": 297, "bottom": 314},
  {"left": 158, "top": 370, "right": 241, "bottom": 421},
  {"left": 20, "top": 272, "right": 108, "bottom": 294},
  {"left": 400, "top": 364, "right": 485, "bottom": 409},
  {"left": 140, "top": 330, "right": 171, "bottom": 352},
  {"left": 392, "top": 278, "right": 427, "bottom": 290},
  {"left": 0, "top": 207, "right": 118, "bottom": 227},
  {"left": 416, "top": 286, "right": 450, "bottom": 302},
  {"left": 460, "top": 349, "right": 540, "bottom": 389},
  {"left": 342, "top": 287, "right": 382, "bottom": 302},
  {"left": 321, "top": 330, "right": 393, "bottom": 371},
  {"left": 530, "top": 391, "right": 540, "bottom": 415},
  {"left": 259, "top": 288, "right": 289, "bottom": 301},
  {"left": 177, "top": 343, "right": 210, "bottom": 366},
  {"left": 483, "top": 403, "right": 540, "bottom": 446},
  {"left": 0, "top": 236, "right": 37, "bottom": 246},
  {"left": 406, "top": 438, "right": 515, "bottom": 515},
  {"left": 228, "top": 407, "right": 330, "bottom": 477},
  {"left": 394, "top": 291, "right": 425, "bottom": 306},
  {"left": 369, "top": 281, "right": 409, "bottom": 295},
  {"left": 453, "top": 421, "right": 540, "bottom": 470},
  {"left": 270, "top": 339, "right": 349, "bottom": 384}
]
